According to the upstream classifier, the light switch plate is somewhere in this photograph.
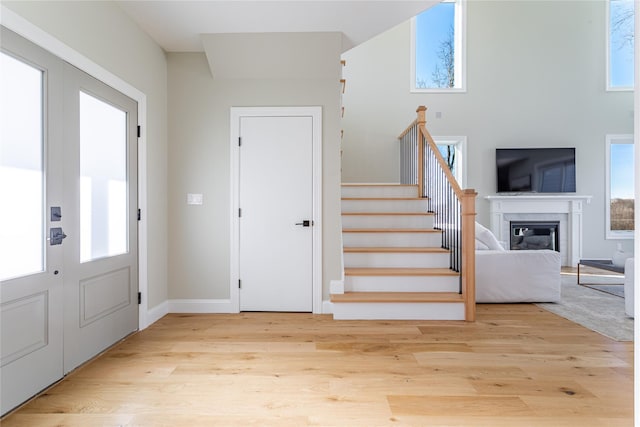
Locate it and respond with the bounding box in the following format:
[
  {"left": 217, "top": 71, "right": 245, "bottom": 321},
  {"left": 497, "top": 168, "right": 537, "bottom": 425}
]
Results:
[{"left": 187, "top": 193, "right": 203, "bottom": 205}]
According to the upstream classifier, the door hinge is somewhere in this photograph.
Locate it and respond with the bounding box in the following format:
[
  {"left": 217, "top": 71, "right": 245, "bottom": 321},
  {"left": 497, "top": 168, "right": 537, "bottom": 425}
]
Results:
[
  {"left": 238, "top": 279, "right": 241, "bottom": 289},
  {"left": 138, "top": 292, "right": 142, "bottom": 305},
  {"left": 137, "top": 125, "right": 141, "bottom": 138},
  {"left": 137, "top": 209, "right": 141, "bottom": 221},
  {"left": 238, "top": 208, "right": 242, "bottom": 218},
  {"left": 238, "top": 137, "right": 241, "bottom": 147}
]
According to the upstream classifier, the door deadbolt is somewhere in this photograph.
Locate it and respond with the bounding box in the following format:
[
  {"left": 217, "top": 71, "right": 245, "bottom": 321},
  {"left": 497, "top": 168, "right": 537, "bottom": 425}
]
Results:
[
  {"left": 51, "top": 206, "right": 62, "bottom": 221},
  {"left": 295, "top": 220, "right": 312, "bottom": 227}
]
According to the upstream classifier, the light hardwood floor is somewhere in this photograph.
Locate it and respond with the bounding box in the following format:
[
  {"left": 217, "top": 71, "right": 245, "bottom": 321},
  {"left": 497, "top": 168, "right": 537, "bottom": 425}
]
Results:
[{"left": 2, "top": 304, "right": 633, "bottom": 426}]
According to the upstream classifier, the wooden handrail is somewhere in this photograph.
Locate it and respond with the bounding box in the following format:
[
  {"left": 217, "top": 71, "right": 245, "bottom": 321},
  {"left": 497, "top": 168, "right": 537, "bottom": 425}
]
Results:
[
  {"left": 397, "top": 105, "right": 477, "bottom": 321},
  {"left": 397, "top": 119, "right": 418, "bottom": 139},
  {"left": 418, "top": 123, "right": 464, "bottom": 198}
]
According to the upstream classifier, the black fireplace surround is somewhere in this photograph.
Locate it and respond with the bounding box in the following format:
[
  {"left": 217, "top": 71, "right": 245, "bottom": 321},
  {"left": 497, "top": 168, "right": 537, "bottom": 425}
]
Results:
[{"left": 510, "top": 221, "right": 560, "bottom": 251}]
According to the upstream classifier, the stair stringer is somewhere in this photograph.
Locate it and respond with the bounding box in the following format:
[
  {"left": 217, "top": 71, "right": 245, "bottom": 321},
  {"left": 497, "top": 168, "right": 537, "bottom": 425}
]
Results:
[{"left": 330, "top": 209, "right": 346, "bottom": 296}]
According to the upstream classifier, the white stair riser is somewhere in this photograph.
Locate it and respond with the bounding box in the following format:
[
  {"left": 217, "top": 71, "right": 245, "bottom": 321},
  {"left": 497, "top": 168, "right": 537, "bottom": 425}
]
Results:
[
  {"left": 343, "top": 232, "right": 442, "bottom": 247},
  {"left": 345, "top": 275, "right": 459, "bottom": 292},
  {"left": 342, "top": 214, "right": 434, "bottom": 229},
  {"left": 341, "top": 185, "right": 418, "bottom": 199},
  {"left": 331, "top": 302, "right": 465, "bottom": 320},
  {"left": 344, "top": 252, "right": 450, "bottom": 269},
  {"left": 341, "top": 199, "right": 429, "bottom": 213}
]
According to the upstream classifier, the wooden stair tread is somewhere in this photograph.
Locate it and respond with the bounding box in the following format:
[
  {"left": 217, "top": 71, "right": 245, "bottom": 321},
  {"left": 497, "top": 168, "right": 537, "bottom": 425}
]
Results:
[
  {"left": 331, "top": 292, "right": 463, "bottom": 303},
  {"left": 342, "top": 212, "right": 434, "bottom": 216},
  {"left": 345, "top": 267, "right": 459, "bottom": 276},
  {"left": 343, "top": 228, "right": 441, "bottom": 233},
  {"left": 344, "top": 247, "right": 449, "bottom": 253}
]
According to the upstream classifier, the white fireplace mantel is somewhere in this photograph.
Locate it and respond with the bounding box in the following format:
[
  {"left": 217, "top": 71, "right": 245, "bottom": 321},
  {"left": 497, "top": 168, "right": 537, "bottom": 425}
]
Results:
[{"left": 485, "top": 195, "right": 592, "bottom": 266}]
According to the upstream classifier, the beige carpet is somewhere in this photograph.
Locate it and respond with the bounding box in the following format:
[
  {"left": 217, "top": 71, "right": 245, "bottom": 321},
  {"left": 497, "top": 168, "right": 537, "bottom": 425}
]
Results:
[
  {"left": 581, "top": 283, "right": 624, "bottom": 298},
  {"left": 537, "top": 272, "right": 633, "bottom": 341}
]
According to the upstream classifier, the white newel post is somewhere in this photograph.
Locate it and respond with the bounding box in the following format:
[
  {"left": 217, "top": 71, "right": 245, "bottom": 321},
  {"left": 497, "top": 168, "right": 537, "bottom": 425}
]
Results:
[{"left": 485, "top": 195, "right": 592, "bottom": 267}]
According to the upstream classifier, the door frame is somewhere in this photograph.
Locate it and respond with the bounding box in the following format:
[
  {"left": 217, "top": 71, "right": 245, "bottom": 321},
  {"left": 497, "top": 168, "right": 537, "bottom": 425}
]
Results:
[
  {"left": 230, "top": 107, "right": 322, "bottom": 314},
  {"left": 1, "top": 7, "right": 150, "bottom": 329}
]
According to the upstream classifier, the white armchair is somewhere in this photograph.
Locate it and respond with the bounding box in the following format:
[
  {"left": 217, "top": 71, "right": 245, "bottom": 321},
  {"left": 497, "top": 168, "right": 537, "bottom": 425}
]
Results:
[
  {"left": 624, "top": 258, "right": 634, "bottom": 317},
  {"left": 475, "top": 222, "right": 561, "bottom": 303}
]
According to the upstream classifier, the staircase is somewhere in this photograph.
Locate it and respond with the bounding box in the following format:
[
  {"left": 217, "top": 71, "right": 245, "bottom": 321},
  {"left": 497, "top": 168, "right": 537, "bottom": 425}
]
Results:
[{"left": 330, "top": 183, "right": 466, "bottom": 320}]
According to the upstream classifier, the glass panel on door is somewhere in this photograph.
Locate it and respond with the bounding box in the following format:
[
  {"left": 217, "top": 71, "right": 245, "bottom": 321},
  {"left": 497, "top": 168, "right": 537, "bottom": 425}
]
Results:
[
  {"left": 79, "top": 91, "right": 128, "bottom": 263},
  {"left": 0, "top": 52, "right": 44, "bottom": 281}
]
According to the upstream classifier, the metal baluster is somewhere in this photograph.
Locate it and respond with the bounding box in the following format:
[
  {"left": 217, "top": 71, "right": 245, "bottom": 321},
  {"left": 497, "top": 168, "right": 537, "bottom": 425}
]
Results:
[{"left": 400, "top": 117, "right": 471, "bottom": 296}]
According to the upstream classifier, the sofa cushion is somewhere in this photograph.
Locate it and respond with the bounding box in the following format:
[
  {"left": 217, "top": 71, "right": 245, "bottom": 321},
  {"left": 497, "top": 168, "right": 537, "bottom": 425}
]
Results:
[
  {"left": 476, "top": 249, "right": 561, "bottom": 303},
  {"left": 475, "top": 222, "right": 504, "bottom": 251}
]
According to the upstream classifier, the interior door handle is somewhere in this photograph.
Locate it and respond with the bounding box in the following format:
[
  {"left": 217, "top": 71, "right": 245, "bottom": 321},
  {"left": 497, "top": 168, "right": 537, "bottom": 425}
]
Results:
[{"left": 295, "top": 220, "right": 312, "bottom": 227}]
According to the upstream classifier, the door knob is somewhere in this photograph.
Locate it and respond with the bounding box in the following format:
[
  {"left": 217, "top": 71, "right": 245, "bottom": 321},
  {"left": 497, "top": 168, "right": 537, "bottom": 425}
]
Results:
[{"left": 295, "top": 220, "right": 312, "bottom": 227}]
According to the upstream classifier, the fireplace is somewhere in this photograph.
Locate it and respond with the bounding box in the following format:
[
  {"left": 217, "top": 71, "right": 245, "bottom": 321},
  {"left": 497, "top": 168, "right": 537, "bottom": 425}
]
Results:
[
  {"left": 485, "top": 194, "right": 592, "bottom": 266},
  {"left": 510, "top": 221, "right": 559, "bottom": 252}
]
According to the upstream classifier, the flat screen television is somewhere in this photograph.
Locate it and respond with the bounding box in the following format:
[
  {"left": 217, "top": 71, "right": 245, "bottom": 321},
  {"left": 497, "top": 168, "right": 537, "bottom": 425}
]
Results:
[{"left": 496, "top": 148, "right": 576, "bottom": 193}]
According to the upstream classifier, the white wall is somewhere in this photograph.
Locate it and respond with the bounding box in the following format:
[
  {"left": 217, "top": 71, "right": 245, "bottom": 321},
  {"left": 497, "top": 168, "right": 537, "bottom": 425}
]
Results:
[
  {"left": 341, "top": 0, "right": 634, "bottom": 257},
  {"left": 3, "top": 2, "right": 343, "bottom": 311},
  {"left": 167, "top": 33, "right": 343, "bottom": 303},
  {"left": 3, "top": 1, "right": 169, "bottom": 309}
]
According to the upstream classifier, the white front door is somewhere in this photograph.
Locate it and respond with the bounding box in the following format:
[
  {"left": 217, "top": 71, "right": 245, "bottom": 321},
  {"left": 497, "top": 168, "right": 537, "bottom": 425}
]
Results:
[
  {"left": 0, "top": 28, "right": 139, "bottom": 415},
  {"left": 0, "top": 28, "right": 64, "bottom": 415},
  {"left": 62, "top": 64, "right": 139, "bottom": 371},
  {"left": 234, "top": 109, "right": 320, "bottom": 312}
]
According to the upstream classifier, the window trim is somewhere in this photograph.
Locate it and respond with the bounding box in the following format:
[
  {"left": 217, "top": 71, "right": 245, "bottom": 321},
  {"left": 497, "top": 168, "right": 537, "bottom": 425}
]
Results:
[
  {"left": 410, "top": 0, "right": 467, "bottom": 93},
  {"left": 606, "top": 0, "right": 634, "bottom": 92},
  {"left": 605, "top": 134, "right": 634, "bottom": 239},
  {"left": 433, "top": 135, "right": 467, "bottom": 188}
]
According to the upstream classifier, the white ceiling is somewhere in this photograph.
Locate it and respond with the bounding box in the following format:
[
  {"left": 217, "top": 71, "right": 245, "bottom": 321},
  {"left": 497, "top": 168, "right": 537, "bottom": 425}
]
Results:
[{"left": 115, "top": 1, "right": 436, "bottom": 52}]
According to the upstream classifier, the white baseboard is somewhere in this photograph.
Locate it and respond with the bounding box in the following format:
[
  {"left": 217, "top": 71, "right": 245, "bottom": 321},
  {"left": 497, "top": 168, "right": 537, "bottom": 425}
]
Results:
[
  {"left": 144, "top": 301, "right": 169, "bottom": 329},
  {"left": 322, "top": 299, "right": 334, "bottom": 314},
  {"left": 147, "top": 299, "right": 331, "bottom": 320},
  {"left": 168, "top": 299, "right": 235, "bottom": 313}
]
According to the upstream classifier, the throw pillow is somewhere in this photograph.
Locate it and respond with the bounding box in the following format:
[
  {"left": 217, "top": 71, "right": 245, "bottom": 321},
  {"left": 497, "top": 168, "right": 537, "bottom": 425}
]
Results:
[{"left": 475, "top": 222, "right": 504, "bottom": 251}]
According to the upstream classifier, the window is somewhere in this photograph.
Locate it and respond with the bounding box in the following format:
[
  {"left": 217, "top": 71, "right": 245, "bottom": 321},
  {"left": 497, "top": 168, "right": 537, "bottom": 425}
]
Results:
[
  {"left": 79, "top": 91, "right": 129, "bottom": 262},
  {"left": 605, "top": 135, "right": 634, "bottom": 239},
  {"left": 434, "top": 136, "right": 467, "bottom": 187},
  {"left": 607, "top": 0, "right": 634, "bottom": 90},
  {"left": 0, "top": 52, "right": 45, "bottom": 281},
  {"left": 411, "top": 0, "right": 466, "bottom": 92}
]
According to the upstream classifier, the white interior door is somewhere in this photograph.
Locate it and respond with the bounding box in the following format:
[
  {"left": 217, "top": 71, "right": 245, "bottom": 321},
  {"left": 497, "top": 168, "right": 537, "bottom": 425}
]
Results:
[
  {"left": 238, "top": 115, "right": 314, "bottom": 311},
  {"left": 62, "top": 64, "right": 139, "bottom": 371},
  {"left": 0, "top": 28, "right": 64, "bottom": 415}
]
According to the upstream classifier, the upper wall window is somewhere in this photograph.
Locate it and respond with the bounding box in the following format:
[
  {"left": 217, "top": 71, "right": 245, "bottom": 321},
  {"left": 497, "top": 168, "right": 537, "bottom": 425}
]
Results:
[
  {"left": 411, "top": 0, "right": 466, "bottom": 92},
  {"left": 607, "top": 0, "right": 635, "bottom": 90}
]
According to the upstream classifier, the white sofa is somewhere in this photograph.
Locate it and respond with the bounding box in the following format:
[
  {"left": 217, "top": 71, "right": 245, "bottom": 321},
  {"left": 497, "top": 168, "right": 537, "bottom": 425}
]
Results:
[
  {"left": 624, "top": 257, "right": 634, "bottom": 317},
  {"left": 475, "top": 222, "right": 562, "bottom": 303}
]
